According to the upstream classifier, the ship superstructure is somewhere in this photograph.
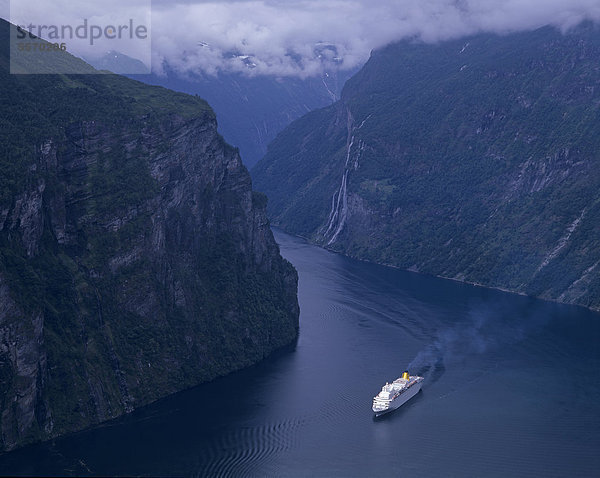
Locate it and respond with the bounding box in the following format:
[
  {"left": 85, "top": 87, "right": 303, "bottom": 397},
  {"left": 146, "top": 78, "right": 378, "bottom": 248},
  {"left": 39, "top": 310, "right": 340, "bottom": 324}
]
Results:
[{"left": 372, "top": 371, "right": 423, "bottom": 416}]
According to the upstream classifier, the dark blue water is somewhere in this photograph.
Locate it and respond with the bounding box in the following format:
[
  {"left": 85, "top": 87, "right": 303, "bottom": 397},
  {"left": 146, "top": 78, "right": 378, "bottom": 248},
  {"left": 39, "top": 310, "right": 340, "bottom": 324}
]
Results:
[{"left": 1, "top": 229, "right": 599, "bottom": 477}]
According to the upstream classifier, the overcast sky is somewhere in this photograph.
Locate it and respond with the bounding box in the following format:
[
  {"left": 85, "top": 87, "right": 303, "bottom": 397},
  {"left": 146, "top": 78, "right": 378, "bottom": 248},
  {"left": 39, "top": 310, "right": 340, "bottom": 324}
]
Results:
[{"left": 4, "top": 0, "right": 600, "bottom": 77}]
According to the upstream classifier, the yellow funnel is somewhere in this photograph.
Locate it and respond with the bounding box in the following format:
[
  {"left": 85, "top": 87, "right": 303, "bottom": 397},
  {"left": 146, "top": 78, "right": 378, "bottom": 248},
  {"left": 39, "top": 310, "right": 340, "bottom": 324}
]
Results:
[{"left": 402, "top": 371, "right": 410, "bottom": 380}]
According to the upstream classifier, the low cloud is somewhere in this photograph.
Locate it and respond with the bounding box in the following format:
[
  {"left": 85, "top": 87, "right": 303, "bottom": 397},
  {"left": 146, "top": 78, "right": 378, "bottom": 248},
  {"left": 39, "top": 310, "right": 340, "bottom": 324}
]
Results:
[
  {"left": 3, "top": 0, "right": 600, "bottom": 77},
  {"left": 150, "top": 0, "right": 600, "bottom": 77}
]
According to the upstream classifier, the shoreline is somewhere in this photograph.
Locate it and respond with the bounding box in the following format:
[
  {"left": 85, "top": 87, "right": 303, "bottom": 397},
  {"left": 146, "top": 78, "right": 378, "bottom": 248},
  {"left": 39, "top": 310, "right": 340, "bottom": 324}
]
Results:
[{"left": 271, "top": 225, "right": 600, "bottom": 316}]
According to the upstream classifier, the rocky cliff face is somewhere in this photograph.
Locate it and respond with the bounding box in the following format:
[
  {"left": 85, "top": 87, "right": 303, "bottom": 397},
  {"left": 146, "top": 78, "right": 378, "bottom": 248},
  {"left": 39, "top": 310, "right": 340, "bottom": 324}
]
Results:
[
  {"left": 253, "top": 24, "right": 600, "bottom": 311},
  {"left": 0, "top": 20, "right": 298, "bottom": 452}
]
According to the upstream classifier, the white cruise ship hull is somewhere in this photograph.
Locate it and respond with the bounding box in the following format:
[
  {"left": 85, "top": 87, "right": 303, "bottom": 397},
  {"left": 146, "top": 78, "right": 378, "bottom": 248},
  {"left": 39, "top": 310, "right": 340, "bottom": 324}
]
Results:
[{"left": 374, "top": 381, "right": 422, "bottom": 417}]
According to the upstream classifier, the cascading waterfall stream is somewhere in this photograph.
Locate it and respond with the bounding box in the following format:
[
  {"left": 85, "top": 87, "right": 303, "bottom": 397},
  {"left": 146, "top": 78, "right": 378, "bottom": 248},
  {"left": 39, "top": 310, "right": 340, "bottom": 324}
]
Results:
[{"left": 321, "top": 113, "right": 370, "bottom": 245}]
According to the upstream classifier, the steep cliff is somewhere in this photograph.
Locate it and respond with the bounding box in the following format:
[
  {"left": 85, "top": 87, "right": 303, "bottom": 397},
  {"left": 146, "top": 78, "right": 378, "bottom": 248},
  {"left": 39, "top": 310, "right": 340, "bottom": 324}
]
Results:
[
  {"left": 253, "top": 24, "right": 600, "bottom": 311},
  {"left": 0, "top": 20, "right": 298, "bottom": 452}
]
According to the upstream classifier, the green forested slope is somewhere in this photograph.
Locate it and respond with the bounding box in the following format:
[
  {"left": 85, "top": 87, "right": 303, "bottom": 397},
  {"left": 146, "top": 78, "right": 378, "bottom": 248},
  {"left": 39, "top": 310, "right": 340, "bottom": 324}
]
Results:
[
  {"left": 253, "top": 24, "right": 600, "bottom": 311},
  {"left": 0, "top": 19, "right": 298, "bottom": 452}
]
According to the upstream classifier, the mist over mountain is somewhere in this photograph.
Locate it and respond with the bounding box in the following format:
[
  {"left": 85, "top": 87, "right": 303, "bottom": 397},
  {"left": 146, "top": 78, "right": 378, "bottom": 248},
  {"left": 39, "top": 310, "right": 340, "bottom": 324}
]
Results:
[
  {"left": 9, "top": 0, "right": 599, "bottom": 79},
  {"left": 9, "top": 1, "right": 600, "bottom": 167},
  {"left": 148, "top": 0, "right": 600, "bottom": 78},
  {"left": 253, "top": 23, "right": 600, "bottom": 311}
]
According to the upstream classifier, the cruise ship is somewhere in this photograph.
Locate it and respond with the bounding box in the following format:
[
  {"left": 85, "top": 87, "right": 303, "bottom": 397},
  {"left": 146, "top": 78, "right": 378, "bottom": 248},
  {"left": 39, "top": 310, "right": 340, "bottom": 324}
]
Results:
[{"left": 372, "top": 371, "right": 423, "bottom": 417}]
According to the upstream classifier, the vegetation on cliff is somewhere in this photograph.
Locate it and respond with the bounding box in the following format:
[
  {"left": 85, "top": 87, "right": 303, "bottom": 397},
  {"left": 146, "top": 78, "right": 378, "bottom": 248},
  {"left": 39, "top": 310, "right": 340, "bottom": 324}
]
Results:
[
  {"left": 253, "top": 24, "right": 600, "bottom": 311},
  {"left": 0, "top": 19, "right": 299, "bottom": 452}
]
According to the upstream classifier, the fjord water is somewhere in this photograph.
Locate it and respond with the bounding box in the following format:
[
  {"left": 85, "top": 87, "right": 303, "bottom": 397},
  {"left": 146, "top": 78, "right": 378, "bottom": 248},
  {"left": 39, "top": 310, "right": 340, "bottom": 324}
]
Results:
[{"left": 1, "top": 230, "right": 599, "bottom": 477}]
